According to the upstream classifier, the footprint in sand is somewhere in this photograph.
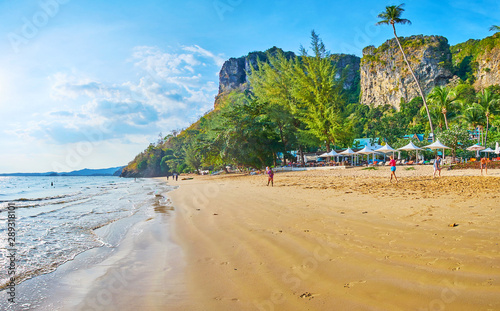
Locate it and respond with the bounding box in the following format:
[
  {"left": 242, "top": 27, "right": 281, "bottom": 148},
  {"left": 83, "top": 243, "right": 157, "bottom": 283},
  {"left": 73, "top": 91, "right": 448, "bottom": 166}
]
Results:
[{"left": 344, "top": 280, "right": 367, "bottom": 288}]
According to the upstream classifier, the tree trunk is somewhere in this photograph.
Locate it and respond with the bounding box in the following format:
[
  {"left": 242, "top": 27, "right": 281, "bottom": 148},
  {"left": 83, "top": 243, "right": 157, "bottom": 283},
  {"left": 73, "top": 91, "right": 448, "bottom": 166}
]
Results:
[
  {"left": 485, "top": 114, "right": 489, "bottom": 146},
  {"left": 393, "top": 24, "right": 435, "bottom": 141},
  {"left": 299, "top": 146, "right": 305, "bottom": 166},
  {"left": 278, "top": 123, "right": 287, "bottom": 166},
  {"left": 443, "top": 110, "right": 449, "bottom": 130}
]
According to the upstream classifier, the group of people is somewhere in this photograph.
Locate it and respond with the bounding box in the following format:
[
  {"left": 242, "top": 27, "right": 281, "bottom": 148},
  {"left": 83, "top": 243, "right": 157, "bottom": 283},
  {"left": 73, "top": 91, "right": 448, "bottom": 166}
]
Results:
[{"left": 389, "top": 154, "right": 490, "bottom": 183}]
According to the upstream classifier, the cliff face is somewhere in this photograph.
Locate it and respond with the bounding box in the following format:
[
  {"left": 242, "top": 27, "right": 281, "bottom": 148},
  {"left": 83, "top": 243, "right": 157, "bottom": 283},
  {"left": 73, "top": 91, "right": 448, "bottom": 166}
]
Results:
[
  {"left": 451, "top": 33, "right": 500, "bottom": 90},
  {"left": 218, "top": 47, "right": 296, "bottom": 95},
  {"left": 360, "top": 35, "right": 453, "bottom": 109}
]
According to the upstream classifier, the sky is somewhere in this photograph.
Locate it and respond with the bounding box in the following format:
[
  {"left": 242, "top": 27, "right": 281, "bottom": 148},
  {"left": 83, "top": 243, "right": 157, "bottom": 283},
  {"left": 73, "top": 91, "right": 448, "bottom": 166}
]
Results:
[{"left": 0, "top": 0, "right": 499, "bottom": 173}]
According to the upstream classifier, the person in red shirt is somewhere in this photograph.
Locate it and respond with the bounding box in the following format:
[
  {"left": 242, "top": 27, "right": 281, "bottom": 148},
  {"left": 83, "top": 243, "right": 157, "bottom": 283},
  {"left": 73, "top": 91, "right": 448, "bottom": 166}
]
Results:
[
  {"left": 389, "top": 155, "right": 398, "bottom": 183},
  {"left": 266, "top": 166, "right": 274, "bottom": 187}
]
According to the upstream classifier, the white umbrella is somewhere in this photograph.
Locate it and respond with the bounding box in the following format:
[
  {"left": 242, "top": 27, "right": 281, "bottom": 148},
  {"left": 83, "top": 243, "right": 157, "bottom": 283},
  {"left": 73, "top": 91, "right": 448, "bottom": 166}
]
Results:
[
  {"left": 496, "top": 142, "right": 500, "bottom": 155},
  {"left": 374, "top": 143, "right": 396, "bottom": 154},
  {"left": 467, "top": 143, "right": 485, "bottom": 151},
  {"left": 319, "top": 150, "right": 340, "bottom": 163},
  {"left": 398, "top": 141, "right": 423, "bottom": 151},
  {"left": 356, "top": 145, "right": 377, "bottom": 165},
  {"left": 375, "top": 143, "right": 396, "bottom": 163},
  {"left": 340, "top": 147, "right": 356, "bottom": 155},
  {"left": 398, "top": 141, "right": 423, "bottom": 163},
  {"left": 467, "top": 143, "right": 485, "bottom": 157},
  {"left": 356, "top": 145, "right": 375, "bottom": 155},
  {"left": 480, "top": 147, "right": 495, "bottom": 153},
  {"left": 340, "top": 147, "right": 356, "bottom": 165},
  {"left": 423, "top": 139, "right": 451, "bottom": 161}
]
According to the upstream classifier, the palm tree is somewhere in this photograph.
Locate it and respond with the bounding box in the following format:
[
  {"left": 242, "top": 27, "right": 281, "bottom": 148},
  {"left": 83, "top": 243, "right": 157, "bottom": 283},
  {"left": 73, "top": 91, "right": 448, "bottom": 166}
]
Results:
[
  {"left": 376, "top": 3, "right": 435, "bottom": 141},
  {"left": 426, "top": 86, "right": 458, "bottom": 130},
  {"left": 490, "top": 25, "right": 500, "bottom": 32},
  {"left": 462, "top": 103, "right": 486, "bottom": 143},
  {"left": 476, "top": 88, "right": 499, "bottom": 144}
]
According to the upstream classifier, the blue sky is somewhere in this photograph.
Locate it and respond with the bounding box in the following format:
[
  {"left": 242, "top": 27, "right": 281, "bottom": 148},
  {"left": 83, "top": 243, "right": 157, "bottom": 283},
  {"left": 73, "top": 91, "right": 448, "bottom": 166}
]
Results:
[{"left": 0, "top": 0, "right": 499, "bottom": 173}]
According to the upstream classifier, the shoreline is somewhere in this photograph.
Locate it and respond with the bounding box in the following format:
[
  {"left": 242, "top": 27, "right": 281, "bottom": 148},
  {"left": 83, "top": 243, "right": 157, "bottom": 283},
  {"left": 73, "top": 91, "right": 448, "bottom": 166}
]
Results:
[{"left": 0, "top": 178, "right": 187, "bottom": 311}]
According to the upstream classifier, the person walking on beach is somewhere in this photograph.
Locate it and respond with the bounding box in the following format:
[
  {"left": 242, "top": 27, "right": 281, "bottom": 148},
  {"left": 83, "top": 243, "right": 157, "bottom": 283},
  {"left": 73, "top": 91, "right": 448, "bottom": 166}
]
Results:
[
  {"left": 389, "top": 156, "right": 398, "bottom": 183},
  {"left": 433, "top": 155, "right": 442, "bottom": 178},
  {"left": 175, "top": 173, "right": 179, "bottom": 181},
  {"left": 266, "top": 166, "right": 274, "bottom": 187},
  {"left": 480, "top": 157, "right": 488, "bottom": 175}
]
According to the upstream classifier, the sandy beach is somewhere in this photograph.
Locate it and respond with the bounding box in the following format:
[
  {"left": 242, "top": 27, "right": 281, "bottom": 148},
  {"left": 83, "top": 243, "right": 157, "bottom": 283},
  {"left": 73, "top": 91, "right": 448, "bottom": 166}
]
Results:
[
  {"left": 23, "top": 166, "right": 499, "bottom": 310},
  {"left": 165, "top": 166, "right": 500, "bottom": 310}
]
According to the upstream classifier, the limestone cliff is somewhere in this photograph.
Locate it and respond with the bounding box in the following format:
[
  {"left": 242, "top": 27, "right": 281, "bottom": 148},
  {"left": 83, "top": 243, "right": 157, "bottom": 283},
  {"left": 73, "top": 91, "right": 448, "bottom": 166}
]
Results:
[
  {"left": 218, "top": 47, "right": 295, "bottom": 95},
  {"left": 451, "top": 33, "right": 500, "bottom": 90},
  {"left": 360, "top": 35, "right": 453, "bottom": 109}
]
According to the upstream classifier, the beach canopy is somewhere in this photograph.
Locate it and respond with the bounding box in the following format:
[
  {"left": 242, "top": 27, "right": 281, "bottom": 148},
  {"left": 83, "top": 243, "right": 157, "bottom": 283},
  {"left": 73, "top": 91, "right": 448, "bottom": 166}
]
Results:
[
  {"left": 319, "top": 150, "right": 339, "bottom": 157},
  {"left": 374, "top": 144, "right": 396, "bottom": 154},
  {"left": 356, "top": 145, "right": 376, "bottom": 155},
  {"left": 422, "top": 139, "right": 450, "bottom": 150},
  {"left": 496, "top": 142, "right": 500, "bottom": 155},
  {"left": 340, "top": 147, "right": 356, "bottom": 155},
  {"left": 326, "top": 150, "right": 339, "bottom": 156},
  {"left": 480, "top": 147, "right": 495, "bottom": 153},
  {"left": 466, "top": 143, "right": 485, "bottom": 151},
  {"left": 397, "top": 141, "right": 423, "bottom": 151}
]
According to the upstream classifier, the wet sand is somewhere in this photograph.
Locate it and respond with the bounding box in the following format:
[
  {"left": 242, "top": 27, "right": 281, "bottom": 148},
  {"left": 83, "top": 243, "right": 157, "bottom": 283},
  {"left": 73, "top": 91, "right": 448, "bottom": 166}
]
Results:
[{"left": 168, "top": 166, "right": 500, "bottom": 310}]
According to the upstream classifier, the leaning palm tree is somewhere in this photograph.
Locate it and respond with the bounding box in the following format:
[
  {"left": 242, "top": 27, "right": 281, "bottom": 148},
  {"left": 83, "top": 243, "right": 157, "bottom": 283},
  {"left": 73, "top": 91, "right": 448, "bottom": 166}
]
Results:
[
  {"left": 490, "top": 25, "right": 500, "bottom": 32},
  {"left": 426, "top": 86, "right": 458, "bottom": 130},
  {"left": 376, "top": 3, "right": 435, "bottom": 141},
  {"left": 476, "top": 88, "right": 499, "bottom": 144}
]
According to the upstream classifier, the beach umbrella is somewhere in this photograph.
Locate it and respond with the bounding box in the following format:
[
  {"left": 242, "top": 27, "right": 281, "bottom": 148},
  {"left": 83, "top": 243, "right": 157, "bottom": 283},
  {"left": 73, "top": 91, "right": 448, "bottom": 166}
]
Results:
[
  {"left": 480, "top": 147, "right": 495, "bottom": 153},
  {"left": 495, "top": 142, "right": 499, "bottom": 155},
  {"left": 467, "top": 143, "right": 485, "bottom": 157},
  {"left": 423, "top": 139, "right": 451, "bottom": 161},
  {"left": 375, "top": 143, "right": 396, "bottom": 161},
  {"left": 356, "top": 145, "right": 376, "bottom": 164},
  {"left": 374, "top": 143, "right": 396, "bottom": 154},
  {"left": 340, "top": 147, "right": 356, "bottom": 165},
  {"left": 398, "top": 141, "right": 423, "bottom": 162}
]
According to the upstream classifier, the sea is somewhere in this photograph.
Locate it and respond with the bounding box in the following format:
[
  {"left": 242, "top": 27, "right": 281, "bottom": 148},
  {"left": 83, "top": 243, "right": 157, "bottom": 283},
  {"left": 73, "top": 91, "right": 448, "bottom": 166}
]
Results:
[{"left": 0, "top": 176, "right": 170, "bottom": 301}]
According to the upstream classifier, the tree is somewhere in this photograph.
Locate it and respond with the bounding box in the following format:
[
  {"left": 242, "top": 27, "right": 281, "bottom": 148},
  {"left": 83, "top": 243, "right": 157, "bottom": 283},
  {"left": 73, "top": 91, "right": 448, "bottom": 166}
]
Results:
[
  {"left": 290, "top": 31, "right": 350, "bottom": 152},
  {"left": 249, "top": 49, "right": 299, "bottom": 165},
  {"left": 376, "top": 3, "right": 435, "bottom": 141},
  {"left": 462, "top": 103, "right": 486, "bottom": 143},
  {"left": 426, "top": 86, "right": 458, "bottom": 130},
  {"left": 438, "top": 124, "right": 474, "bottom": 161},
  {"left": 476, "top": 88, "right": 499, "bottom": 144},
  {"left": 490, "top": 25, "right": 500, "bottom": 32}
]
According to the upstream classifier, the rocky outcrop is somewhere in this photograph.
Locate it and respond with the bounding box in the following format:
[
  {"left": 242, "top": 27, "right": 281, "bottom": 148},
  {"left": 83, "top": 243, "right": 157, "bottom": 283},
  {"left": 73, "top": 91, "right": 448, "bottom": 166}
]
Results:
[
  {"left": 360, "top": 35, "right": 453, "bottom": 109},
  {"left": 218, "top": 47, "right": 295, "bottom": 95},
  {"left": 451, "top": 33, "right": 500, "bottom": 90}
]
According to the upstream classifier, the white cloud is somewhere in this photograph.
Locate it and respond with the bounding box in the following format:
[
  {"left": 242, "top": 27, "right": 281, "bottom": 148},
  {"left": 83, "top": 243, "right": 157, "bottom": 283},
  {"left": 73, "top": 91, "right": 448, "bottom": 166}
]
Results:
[{"left": 20, "top": 45, "right": 223, "bottom": 146}]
